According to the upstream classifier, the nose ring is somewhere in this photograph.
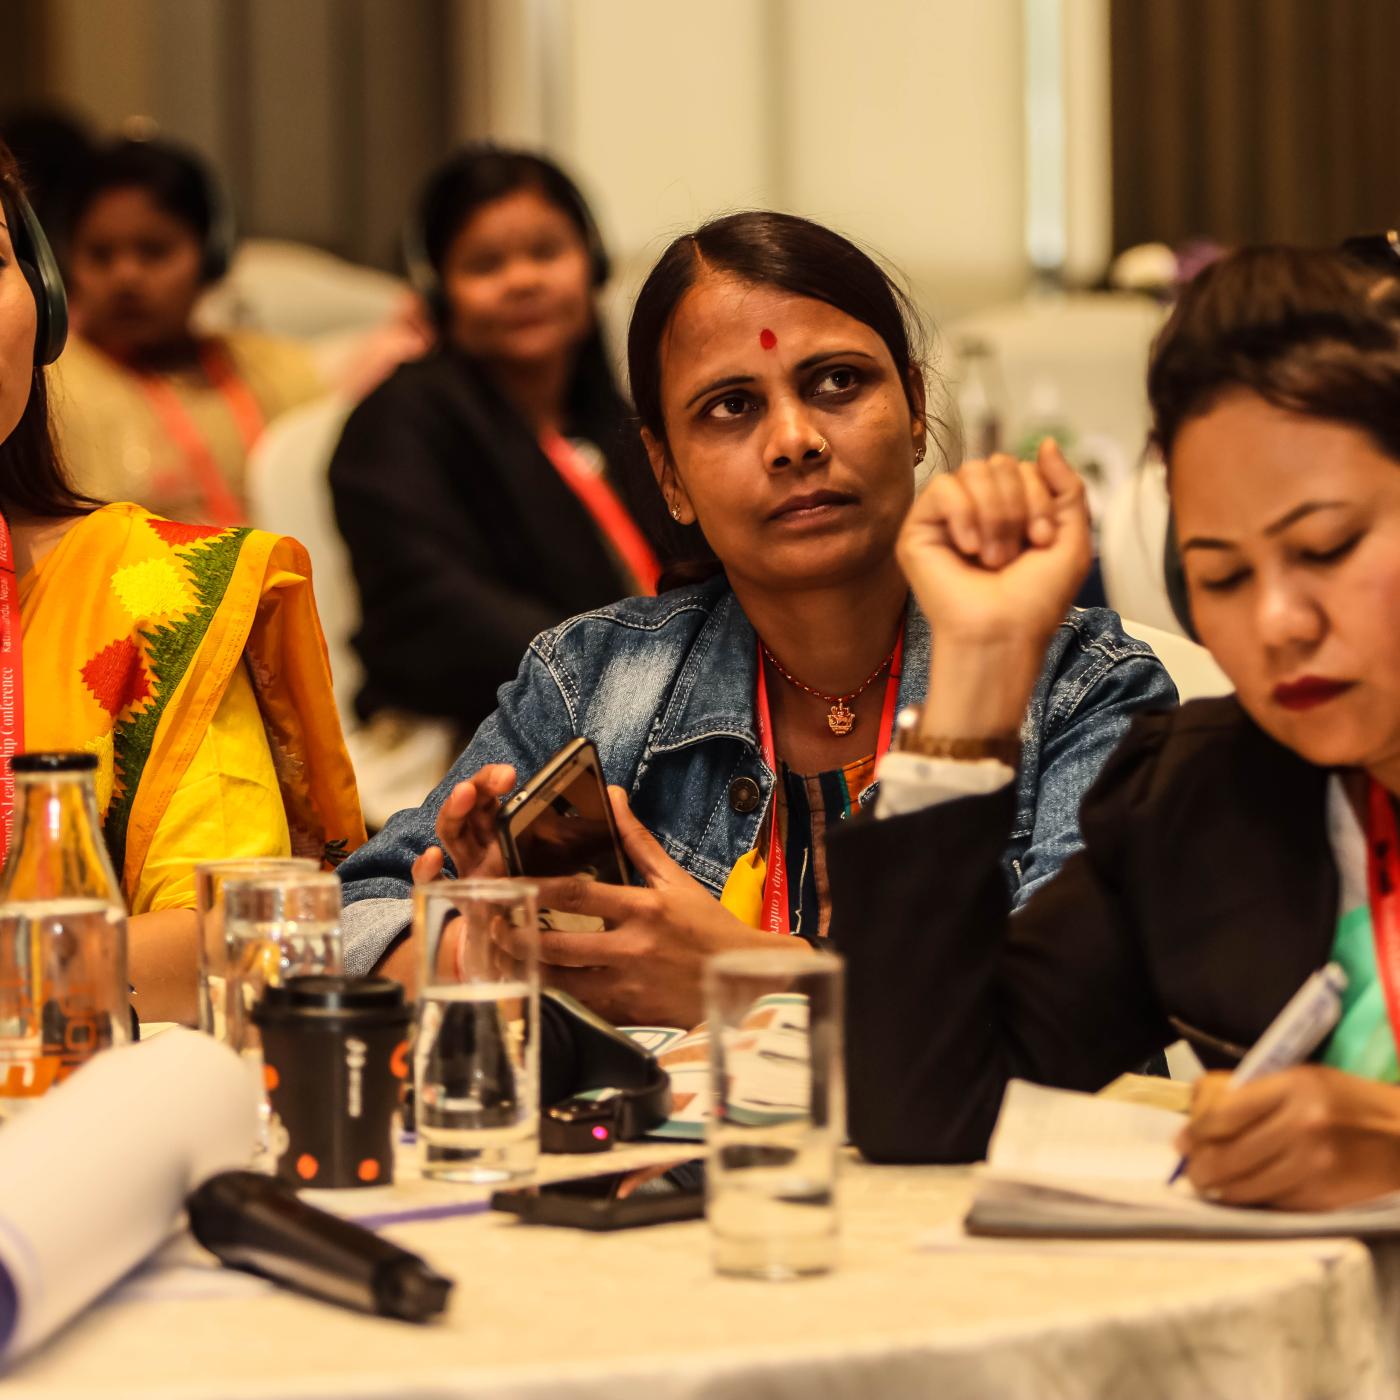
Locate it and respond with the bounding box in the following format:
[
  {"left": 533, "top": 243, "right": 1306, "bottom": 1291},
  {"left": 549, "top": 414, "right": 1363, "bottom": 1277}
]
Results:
[{"left": 816, "top": 437, "right": 829, "bottom": 456}]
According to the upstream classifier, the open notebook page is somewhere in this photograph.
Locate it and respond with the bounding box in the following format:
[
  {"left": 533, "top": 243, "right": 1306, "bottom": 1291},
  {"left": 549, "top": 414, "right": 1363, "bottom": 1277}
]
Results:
[
  {"left": 986, "top": 1078, "right": 1181, "bottom": 1182},
  {"left": 970, "top": 1080, "right": 1400, "bottom": 1238}
]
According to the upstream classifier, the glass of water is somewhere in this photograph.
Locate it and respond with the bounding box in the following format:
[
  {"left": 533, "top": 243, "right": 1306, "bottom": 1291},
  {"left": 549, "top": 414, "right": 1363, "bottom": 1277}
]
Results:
[
  {"left": 221, "top": 871, "right": 343, "bottom": 1061},
  {"left": 414, "top": 879, "right": 539, "bottom": 1183},
  {"left": 194, "top": 858, "right": 317, "bottom": 1042},
  {"left": 705, "top": 948, "right": 844, "bottom": 1279}
]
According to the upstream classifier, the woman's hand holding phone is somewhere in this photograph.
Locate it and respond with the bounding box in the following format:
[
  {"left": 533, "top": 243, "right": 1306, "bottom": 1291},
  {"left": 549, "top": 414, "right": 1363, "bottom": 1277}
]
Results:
[
  {"left": 410, "top": 763, "right": 517, "bottom": 884},
  {"left": 495, "top": 787, "right": 805, "bottom": 1027}
]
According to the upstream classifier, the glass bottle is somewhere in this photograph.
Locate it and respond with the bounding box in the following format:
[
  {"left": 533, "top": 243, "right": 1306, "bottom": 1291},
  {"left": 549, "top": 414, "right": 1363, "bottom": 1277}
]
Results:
[
  {"left": 955, "top": 336, "right": 1006, "bottom": 461},
  {"left": 0, "top": 752, "right": 130, "bottom": 1121}
]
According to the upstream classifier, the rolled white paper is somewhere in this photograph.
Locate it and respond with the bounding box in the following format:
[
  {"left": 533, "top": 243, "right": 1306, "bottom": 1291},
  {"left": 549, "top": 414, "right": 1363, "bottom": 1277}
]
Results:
[{"left": 0, "top": 1029, "right": 258, "bottom": 1362}]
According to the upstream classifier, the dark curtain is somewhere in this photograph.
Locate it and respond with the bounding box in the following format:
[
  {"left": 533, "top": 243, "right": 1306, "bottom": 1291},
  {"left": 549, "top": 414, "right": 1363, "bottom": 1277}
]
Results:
[
  {"left": 1111, "top": 0, "right": 1400, "bottom": 252},
  {"left": 2, "top": 0, "right": 461, "bottom": 272},
  {"left": 0, "top": 1, "right": 49, "bottom": 109},
  {"left": 223, "top": 0, "right": 458, "bottom": 269}
]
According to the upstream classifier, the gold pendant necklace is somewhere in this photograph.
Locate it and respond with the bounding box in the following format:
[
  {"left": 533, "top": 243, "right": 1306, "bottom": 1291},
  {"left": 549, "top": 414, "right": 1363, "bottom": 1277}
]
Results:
[
  {"left": 827, "top": 699, "right": 856, "bottom": 736},
  {"left": 760, "top": 643, "right": 897, "bottom": 735}
]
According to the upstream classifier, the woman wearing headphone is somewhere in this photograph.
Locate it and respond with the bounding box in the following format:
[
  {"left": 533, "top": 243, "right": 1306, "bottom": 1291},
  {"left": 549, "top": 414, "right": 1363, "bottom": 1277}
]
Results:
[
  {"left": 51, "top": 138, "right": 323, "bottom": 524},
  {"left": 0, "top": 139, "right": 362, "bottom": 1024},
  {"left": 329, "top": 146, "right": 655, "bottom": 747},
  {"left": 831, "top": 246, "right": 1400, "bottom": 1211}
]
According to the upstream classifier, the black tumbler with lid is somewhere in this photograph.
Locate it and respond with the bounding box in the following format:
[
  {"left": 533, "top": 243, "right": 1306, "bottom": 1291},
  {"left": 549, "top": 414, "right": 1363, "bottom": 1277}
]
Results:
[{"left": 253, "top": 976, "right": 412, "bottom": 1189}]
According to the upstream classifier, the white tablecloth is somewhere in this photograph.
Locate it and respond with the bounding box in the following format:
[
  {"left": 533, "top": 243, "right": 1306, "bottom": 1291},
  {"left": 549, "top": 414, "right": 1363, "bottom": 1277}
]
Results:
[{"left": 5, "top": 1142, "right": 1394, "bottom": 1400}]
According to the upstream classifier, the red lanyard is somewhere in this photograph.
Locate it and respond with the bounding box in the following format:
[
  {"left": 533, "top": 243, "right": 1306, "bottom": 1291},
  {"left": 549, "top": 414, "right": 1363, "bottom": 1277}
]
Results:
[
  {"left": 753, "top": 632, "right": 904, "bottom": 936},
  {"left": 0, "top": 514, "right": 24, "bottom": 863},
  {"left": 1366, "top": 778, "right": 1400, "bottom": 1048},
  {"left": 538, "top": 429, "right": 660, "bottom": 596},
  {"left": 131, "top": 341, "right": 264, "bottom": 527}
]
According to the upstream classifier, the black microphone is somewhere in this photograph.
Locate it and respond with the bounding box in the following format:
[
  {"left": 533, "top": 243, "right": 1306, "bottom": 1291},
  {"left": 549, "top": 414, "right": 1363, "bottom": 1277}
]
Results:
[{"left": 186, "top": 1171, "right": 452, "bottom": 1323}]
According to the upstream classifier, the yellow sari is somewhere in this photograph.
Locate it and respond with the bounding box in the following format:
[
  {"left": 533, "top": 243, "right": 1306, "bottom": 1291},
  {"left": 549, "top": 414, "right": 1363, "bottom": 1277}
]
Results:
[{"left": 19, "top": 503, "right": 364, "bottom": 912}]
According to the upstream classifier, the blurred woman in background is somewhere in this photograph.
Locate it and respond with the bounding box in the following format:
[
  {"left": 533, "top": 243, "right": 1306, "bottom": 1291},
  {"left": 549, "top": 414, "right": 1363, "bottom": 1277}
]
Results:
[
  {"left": 0, "top": 138, "right": 362, "bottom": 1024},
  {"left": 52, "top": 137, "right": 323, "bottom": 524},
  {"left": 329, "top": 145, "right": 655, "bottom": 749}
]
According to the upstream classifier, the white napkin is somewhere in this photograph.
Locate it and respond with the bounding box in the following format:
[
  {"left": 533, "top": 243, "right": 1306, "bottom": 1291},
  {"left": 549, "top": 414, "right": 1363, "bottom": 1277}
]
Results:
[{"left": 0, "top": 1028, "right": 258, "bottom": 1362}]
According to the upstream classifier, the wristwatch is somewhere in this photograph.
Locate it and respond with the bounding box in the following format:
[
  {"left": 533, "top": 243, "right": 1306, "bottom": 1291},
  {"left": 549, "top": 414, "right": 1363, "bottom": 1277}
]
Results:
[{"left": 891, "top": 705, "right": 1022, "bottom": 768}]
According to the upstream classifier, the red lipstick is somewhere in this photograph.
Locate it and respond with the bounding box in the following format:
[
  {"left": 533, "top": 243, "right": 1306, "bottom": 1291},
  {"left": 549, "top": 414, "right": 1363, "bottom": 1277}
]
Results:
[{"left": 1272, "top": 676, "right": 1355, "bottom": 711}]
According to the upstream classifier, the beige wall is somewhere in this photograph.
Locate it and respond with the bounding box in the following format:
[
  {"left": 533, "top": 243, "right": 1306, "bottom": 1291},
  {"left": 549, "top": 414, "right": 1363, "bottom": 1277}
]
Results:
[
  {"left": 781, "top": 0, "right": 1029, "bottom": 323},
  {"left": 42, "top": 0, "right": 158, "bottom": 130},
  {"left": 33, "top": 0, "right": 1112, "bottom": 323},
  {"left": 564, "top": 0, "right": 780, "bottom": 257},
  {"left": 532, "top": 0, "right": 1033, "bottom": 336}
]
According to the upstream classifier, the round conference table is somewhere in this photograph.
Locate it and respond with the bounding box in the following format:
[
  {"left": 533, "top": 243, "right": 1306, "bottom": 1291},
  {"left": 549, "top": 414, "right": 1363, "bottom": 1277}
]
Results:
[{"left": 6, "top": 1141, "right": 1395, "bottom": 1400}]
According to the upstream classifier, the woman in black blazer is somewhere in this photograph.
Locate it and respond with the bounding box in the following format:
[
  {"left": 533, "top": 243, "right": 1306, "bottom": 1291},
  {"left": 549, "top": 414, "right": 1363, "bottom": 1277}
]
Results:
[
  {"left": 331, "top": 147, "right": 657, "bottom": 739},
  {"left": 829, "top": 246, "right": 1400, "bottom": 1210}
]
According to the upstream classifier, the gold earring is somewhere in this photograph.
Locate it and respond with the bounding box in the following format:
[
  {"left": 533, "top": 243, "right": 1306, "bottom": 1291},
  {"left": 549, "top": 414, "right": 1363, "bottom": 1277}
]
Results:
[
  {"left": 670, "top": 506, "right": 683, "bottom": 522},
  {"left": 914, "top": 443, "right": 926, "bottom": 464}
]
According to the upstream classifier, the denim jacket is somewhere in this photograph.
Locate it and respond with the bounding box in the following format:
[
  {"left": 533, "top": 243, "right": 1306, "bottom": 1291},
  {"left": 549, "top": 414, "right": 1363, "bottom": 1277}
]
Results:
[{"left": 339, "top": 577, "right": 1177, "bottom": 974}]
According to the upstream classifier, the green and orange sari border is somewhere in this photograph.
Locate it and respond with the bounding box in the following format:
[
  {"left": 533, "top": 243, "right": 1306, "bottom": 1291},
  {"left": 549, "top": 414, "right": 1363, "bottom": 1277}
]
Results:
[{"left": 103, "top": 523, "right": 254, "bottom": 884}]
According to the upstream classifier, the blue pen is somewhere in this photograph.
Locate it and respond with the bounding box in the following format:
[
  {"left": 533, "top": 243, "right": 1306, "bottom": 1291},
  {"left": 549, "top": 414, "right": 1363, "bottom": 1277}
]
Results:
[{"left": 1167, "top": 961, "right": 1348, "bottom": 1186}]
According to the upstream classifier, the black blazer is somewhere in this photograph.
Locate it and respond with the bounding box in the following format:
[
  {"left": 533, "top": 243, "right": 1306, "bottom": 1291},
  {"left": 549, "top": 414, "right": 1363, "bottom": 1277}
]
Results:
[
  {"left": 827, "top": 696, "right": 1339, "bottom": 1163},
  {"left": 330, "top": 348, "right": 637, "bottom": 733}
]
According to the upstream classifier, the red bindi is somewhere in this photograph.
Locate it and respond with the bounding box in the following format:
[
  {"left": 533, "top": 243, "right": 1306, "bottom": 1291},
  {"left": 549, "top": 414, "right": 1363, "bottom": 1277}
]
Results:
[{"left": 759, "top": 328, "right": 777, "bottom": 350}]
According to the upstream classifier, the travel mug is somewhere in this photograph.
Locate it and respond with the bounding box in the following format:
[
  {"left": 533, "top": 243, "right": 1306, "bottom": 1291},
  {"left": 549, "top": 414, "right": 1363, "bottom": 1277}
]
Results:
[{"left": 253, "top": 976, "right": 412, "bottom": 1189}]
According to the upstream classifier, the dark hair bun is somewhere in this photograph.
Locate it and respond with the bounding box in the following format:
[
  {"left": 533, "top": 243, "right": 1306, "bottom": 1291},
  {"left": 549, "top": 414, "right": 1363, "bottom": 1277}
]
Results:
[{"left": 1148, "top": 245, "right": 1400, "bottom": 463}]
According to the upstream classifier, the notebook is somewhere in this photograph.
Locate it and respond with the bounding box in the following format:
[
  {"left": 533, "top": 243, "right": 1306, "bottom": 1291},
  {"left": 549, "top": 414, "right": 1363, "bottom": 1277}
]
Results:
[
  {"left": 965, "top": 1079, "right": 1400, "bottom": 1239},
  {"left": 625, "top": 993, "right": 812, "bottom": 1140}
]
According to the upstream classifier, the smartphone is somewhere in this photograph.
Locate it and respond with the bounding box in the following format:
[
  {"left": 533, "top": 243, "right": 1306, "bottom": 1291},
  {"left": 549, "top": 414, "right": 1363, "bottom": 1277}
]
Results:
[
  {"left": 497, "top": 738, "right": 628, "bottom": 893},
  {"left": 491, "top": 1159, "right": 704, "bottom": 1231}
]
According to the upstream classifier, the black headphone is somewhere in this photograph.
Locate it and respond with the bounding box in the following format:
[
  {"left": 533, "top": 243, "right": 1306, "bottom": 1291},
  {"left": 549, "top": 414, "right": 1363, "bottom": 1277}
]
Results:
[
  {"left": 1163, "top": 506, "right": 1196, "bottom": 641},
  {"left": 194, "top": 152, "right": 237, "bottom": 285},
  {"left": 403, "top": 146, "right": 610, "bottom": 327},
  {"left": 538, "top": 989, "right": 671, "bottom": 1152},
  {"left": 144, "top": 139, "right": 237, "bottom": 285},
  {"left": 1, "top": 182, "right": 68, "bottom": 367}
]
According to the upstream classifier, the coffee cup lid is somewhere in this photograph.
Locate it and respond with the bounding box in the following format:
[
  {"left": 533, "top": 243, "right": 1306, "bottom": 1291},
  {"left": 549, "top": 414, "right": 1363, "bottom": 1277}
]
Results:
[{"left": 253, "top": 975, "right": 409, "bottom": 1025}]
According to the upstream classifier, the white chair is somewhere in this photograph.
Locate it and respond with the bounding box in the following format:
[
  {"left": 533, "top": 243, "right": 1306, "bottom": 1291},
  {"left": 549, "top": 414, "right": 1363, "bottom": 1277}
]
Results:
[
  {"left": 1118, "top": 617, "right": 1233, "bottom": 703},
  {"left": 245, "top": 395, "right": 457, "bottom": 828},
  {"left": 196, "top": 239, "right": 408, "bottom": 340},
  {"left": 1101, "top": 459, "right": 1184, "bottom": 635},
  {"left": 245, "top": 394, "right": 361, "bottom": 724}
]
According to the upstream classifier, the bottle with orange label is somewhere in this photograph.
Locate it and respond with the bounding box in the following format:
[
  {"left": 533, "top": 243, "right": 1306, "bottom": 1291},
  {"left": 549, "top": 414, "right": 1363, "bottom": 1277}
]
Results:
[{"left": 0, "top": 752, "right": 130, "bottom": 1118}]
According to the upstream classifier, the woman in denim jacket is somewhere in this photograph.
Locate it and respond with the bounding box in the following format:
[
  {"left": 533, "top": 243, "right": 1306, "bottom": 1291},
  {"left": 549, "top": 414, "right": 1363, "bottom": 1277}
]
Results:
[{"left": 339, "top": 212, "right": 1176, "bottom": 1025}]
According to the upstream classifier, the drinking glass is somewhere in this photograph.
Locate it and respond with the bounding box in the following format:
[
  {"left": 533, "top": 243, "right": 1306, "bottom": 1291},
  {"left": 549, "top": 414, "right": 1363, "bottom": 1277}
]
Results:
[
  {"left": 414, "top": 879, "right": 539, "bottom": 1183},
  {"left": 221, "top": 871, "right": 343, "bottom": 1062},
  {"left": 195, "top": 858, "right": 317, "bottom": 1042},
  {"left": 705, "top": 948, "right": 844, "bottom": 1279}
]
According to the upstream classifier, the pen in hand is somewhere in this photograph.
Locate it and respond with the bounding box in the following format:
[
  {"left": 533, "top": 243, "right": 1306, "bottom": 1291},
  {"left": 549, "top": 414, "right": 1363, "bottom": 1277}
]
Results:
[{"left": 1167, "top": 962, "right": 1348, "bottom": 1187}]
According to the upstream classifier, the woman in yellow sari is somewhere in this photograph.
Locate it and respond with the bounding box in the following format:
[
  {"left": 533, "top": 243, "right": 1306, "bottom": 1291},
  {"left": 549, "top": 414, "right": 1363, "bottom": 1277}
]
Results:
[{"left": 1, "top": 140, "right": 362, "bottom": 1025}]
